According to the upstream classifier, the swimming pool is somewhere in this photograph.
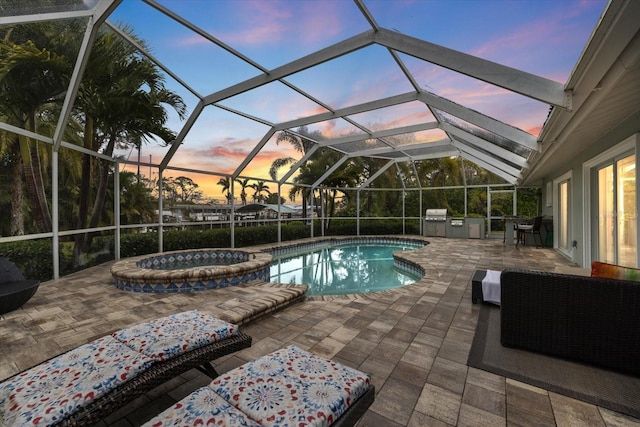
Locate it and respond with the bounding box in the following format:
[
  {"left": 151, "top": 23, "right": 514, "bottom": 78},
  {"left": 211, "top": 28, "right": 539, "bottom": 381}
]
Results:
[{"left": 270, "top": 243, "right": 423, "bottom": 296}]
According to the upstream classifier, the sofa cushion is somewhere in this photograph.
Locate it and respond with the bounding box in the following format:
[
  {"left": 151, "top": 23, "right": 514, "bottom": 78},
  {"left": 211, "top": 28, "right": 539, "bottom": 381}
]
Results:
[
  {"left": 143, "top": 386, "right": 260, "bottom": 427},
  {"left": 210, "top": 345, "right": 371, "bottom": 427},
  {"left": 0, "top": 336, "right": 154, "bottom": 427},
  {"left": 112, "top": 310, "right": 238, "bottom": 362},
  {"left": 591, "top": 261, "right": 640, "bottom": 282}
]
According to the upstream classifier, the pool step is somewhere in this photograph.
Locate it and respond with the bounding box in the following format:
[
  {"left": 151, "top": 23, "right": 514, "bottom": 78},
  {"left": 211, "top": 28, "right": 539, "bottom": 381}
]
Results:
[{"left": 217, "top": 281, "right": 307, "bottom": 326}]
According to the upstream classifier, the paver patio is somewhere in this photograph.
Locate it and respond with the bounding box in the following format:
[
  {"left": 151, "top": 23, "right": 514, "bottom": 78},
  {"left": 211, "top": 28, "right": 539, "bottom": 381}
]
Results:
[{"left": 1, "top": 237, "right": 638, "bottom": 426}]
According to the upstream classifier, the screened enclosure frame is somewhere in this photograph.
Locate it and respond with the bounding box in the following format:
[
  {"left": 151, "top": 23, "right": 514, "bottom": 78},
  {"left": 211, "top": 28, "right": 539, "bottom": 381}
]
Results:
[{"left": 0, "top": 0, "right": 590, "bottom": 278}]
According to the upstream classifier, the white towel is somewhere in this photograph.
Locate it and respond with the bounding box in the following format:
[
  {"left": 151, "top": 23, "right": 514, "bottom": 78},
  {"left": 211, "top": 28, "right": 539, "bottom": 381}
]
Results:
[{"left": 482, "top": 270, "right": 502, "bottom": 305}]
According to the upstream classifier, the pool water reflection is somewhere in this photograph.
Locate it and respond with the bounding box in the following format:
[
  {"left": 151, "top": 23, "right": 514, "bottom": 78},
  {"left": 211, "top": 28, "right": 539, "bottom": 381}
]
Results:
[{"left": 269, "top": 244, "right": 422, "bottom": 296}]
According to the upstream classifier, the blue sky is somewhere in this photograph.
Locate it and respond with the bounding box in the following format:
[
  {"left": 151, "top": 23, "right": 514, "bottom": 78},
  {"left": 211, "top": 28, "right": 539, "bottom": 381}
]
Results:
[{"left": 108, "top": 0, "right": 607, "bottom": 199}]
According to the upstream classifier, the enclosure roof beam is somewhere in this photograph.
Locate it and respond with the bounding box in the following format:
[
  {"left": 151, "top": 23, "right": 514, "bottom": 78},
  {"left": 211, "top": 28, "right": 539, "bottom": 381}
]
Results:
[
  {"left": 388, "top": 149, "right": 461, "bottom": 162},
  {"left": 450, "top": 138, "right": 521, "bottom": 179},
  {"left": 53, "top": 0, "right": 121, "bottom": 151},
  {"left": 417, "top": 91, "right": 539, "bottom": 151},
  {"left": 274, "top": 92, "right": 418, "bottom": 131},
  {"left": 144, "top": 0, "right": 268, "bottom": 73},
  {"left": 457, "top": 152, "right": 519, "bottom": 184},
  {"left": 106, "top": 21, "right": 203, "bottom": 100},
  {"left": 311, "top": 155, "right": 350, "bottom": 188},
  {"left": 233, "top": 128, "right": 277, "bottom": 180},
  {"left": 160, "top": 101, "right": 205, "bottom": 171},
  {"left": 202, "top": 31, "right": 375, "bottom": 105},
  {"left": 319, "top": 122, "right": 439, "bottom": 147},
  {"left": 361, "top": 160, "right": 395, "bottom": 188},
  {"left": 375, "top": 28, "right": 570, "bottom": 109},
  {"left": 278, "top": 145, "right": 320, "bottom": 185},
  {"left": 440, "top": 123, "right": 528, "bottom": 167},
  {"left": 349, "top": 139, "right": 452, "bottom": 157}
]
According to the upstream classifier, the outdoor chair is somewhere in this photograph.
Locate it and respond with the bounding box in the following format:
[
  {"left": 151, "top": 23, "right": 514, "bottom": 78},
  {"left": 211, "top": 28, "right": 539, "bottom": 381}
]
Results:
[
  {"left": 0, "top": 310, "right": 252, "bottom": 426},
  {"left": 0, "top": 257, "right": 40, "bottom": 315},
  {"left": 516, "top": 216, "right": 543, "bottom": 247}
]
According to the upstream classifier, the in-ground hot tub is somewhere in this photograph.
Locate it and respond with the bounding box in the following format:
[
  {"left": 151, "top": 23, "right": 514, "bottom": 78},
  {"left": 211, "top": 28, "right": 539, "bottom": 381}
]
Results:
[{"left": 111, "top": 249, "right": 272, "bottom": 293}]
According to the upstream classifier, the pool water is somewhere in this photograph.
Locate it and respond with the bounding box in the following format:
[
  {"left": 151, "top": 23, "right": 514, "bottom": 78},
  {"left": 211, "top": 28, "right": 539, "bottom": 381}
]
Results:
[{"left": 270, "top": 244, "right": 421, "bottom": 296}]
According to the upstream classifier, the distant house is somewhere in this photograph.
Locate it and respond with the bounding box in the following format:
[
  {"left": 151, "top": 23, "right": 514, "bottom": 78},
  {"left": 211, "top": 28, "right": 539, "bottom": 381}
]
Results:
[
  {"left": 235, "top": 203, "right": 299, "bottom": 219},
  {"left": 168, "top": 204, "right": 233, "bottom": 222}
]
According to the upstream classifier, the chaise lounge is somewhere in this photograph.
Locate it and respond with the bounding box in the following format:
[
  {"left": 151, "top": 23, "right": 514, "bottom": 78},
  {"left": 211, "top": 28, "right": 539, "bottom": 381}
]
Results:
[
  {"left": 0, "top": 310, "right": 252, "bottom": 426},
  {"left": 144, "top": 345, "right": 375, "bottom": 427}
]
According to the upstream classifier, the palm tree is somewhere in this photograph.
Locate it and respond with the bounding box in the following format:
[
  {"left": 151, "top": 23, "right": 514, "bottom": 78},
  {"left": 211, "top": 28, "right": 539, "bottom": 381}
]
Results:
[
  {"left": 217, "top": 176, "right": 232, "bottom": 204},
  {"left": 235, "top": 178, "right": 251, "bottom": 205},
  {"left": 0, "top": 127, "right": 23, "bottom": 236},
  {"left": 251, "top": 180, "right": 270, "bottom": 203},
  {"left": 0, "top": 20, "right": 81, "bottom": 234},
  {"left": 268, "top": 128, "right": 314, "bottom": 181},
  {"left": 416, "top": 157, "right": 465, "bottom": 212},
  {"left": 119, "top": 171, "right": 155, "bottom": 225},
  {"left": 269, "top": 128, "right": 320, "bottom": 218},
  {"left": 71, "top": 25, "right": 186, "bottom": 265}
]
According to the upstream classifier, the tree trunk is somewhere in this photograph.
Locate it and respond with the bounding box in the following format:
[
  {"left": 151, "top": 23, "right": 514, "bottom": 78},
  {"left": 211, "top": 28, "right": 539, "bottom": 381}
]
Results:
[
  {"left": 87, "top": 135, "right": 115, "bottom": 231},
  {"left": 302, "top": 190, "right": 308, "bottom": 219},
  {"left": 19, "top": 114, "right": 52, "bottom": 233},
  {"left": 19, "top": 138, "right": 52, "bottom": 233},
  {"left": 326, "top": 189, "right": 336, "bottom": 231},
  {"left": 73, "top": 116, "right": 94, "bottom": 267},
  {"left": 9, "top": 136, "right": 24, "bottom": 236}
]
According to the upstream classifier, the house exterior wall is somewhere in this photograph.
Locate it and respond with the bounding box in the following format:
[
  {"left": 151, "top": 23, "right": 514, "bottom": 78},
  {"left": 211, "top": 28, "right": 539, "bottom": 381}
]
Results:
[{"left": 541, "top": 111, "right": 640, "bottom": 267}]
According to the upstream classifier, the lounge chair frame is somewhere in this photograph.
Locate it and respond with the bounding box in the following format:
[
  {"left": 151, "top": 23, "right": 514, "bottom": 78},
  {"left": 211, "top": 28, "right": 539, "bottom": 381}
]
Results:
[
  {"left": 332, "top": 385, "right": 376, "bottom": 427},
  {"left": 2, "top": 331, "right": 251, "bottom": 427}
]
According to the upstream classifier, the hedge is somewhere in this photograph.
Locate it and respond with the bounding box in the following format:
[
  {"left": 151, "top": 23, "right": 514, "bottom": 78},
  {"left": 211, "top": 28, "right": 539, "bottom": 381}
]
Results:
[{"left": 0, "top": 219, "right": 419, "bottom": 281}]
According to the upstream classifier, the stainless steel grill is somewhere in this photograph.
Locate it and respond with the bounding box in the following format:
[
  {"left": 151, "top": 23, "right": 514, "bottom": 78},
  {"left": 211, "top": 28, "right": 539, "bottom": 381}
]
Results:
[
  {"left": 425, "top": 209, "right": 448, "bottom": 221},
  {"left": 424, "top": 209, "right": 448, "bottom": 237}
]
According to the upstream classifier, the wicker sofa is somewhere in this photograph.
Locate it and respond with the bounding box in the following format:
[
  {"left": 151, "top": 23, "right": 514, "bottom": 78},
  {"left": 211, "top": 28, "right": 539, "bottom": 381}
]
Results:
[{"left": 500, "top": 269, "right": 640, "bottom": 376}]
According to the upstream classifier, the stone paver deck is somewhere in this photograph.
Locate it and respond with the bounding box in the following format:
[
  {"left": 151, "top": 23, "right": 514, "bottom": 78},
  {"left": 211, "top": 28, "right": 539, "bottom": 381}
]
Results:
[{"left": 1, "top": 236, "right": 639, "bottom": 426}]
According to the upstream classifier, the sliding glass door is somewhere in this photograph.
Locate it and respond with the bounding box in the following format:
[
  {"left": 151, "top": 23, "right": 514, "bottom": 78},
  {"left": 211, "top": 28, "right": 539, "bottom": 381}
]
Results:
[{"left": 595, "top": 154, "right": 636, "bottom": 267}]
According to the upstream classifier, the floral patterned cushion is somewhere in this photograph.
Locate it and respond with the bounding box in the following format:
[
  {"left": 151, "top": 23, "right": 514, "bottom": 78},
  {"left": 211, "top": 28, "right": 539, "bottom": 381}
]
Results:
[
  {"left": 210, "top": 345, "right": 372, "bottom": 427},
  {"left": 112, "top": 310, "right": 238, "bottom": 362},
  {"left": 143, "top": 386, "right": 260, "bottom": 427},
  {"left": 0, "top": 336, "right": 154, "bottom": 427}
]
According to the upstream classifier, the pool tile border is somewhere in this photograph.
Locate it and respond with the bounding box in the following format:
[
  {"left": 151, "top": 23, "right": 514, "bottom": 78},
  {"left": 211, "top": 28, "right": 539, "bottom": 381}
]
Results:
[
  {"left": 110, "top": 236, "right": 429, "bottom": 297},
  {"left": 111, "top": 249, "right": 271, "bottom": 293}
]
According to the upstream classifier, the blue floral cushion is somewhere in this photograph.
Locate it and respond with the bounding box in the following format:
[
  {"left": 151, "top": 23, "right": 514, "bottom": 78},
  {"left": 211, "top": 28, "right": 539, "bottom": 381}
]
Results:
[
  {"left": 210, "top": 345, "right": 371, "bottom": 427},
  {"left": 143, "top": 386, "right": 260, "bottom": 427},
  {"left": 112, "top": 310, "right": 238, "bottom": 362},
  {"left": 0, "top": 336, "right": 154, "bottom": 427}
]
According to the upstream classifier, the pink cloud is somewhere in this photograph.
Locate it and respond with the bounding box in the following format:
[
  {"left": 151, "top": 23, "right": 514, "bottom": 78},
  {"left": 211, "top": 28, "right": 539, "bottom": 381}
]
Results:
[
  {"left": 526, "top": 125, "right": 542, "bottom": 137},
  {"left": 173, "top": 33, "right": 212, "bottom": 47},
  {"left": 468, "top": 5, "right": 603, "bottom": 80},
  {"left": 212, "top": 0, "right": 342, "bottom": 47},
  {"left": 296, "top": 1, "right": 342, "bottom": 42},
  {"left": 208, "top": 145, "right": 251, "bottom": 161}
]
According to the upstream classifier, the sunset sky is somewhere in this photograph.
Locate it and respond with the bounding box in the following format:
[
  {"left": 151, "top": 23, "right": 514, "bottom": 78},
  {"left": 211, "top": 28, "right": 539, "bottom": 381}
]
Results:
[{"left": 109, "top": 0, "right": 606, "bottom": 200}]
